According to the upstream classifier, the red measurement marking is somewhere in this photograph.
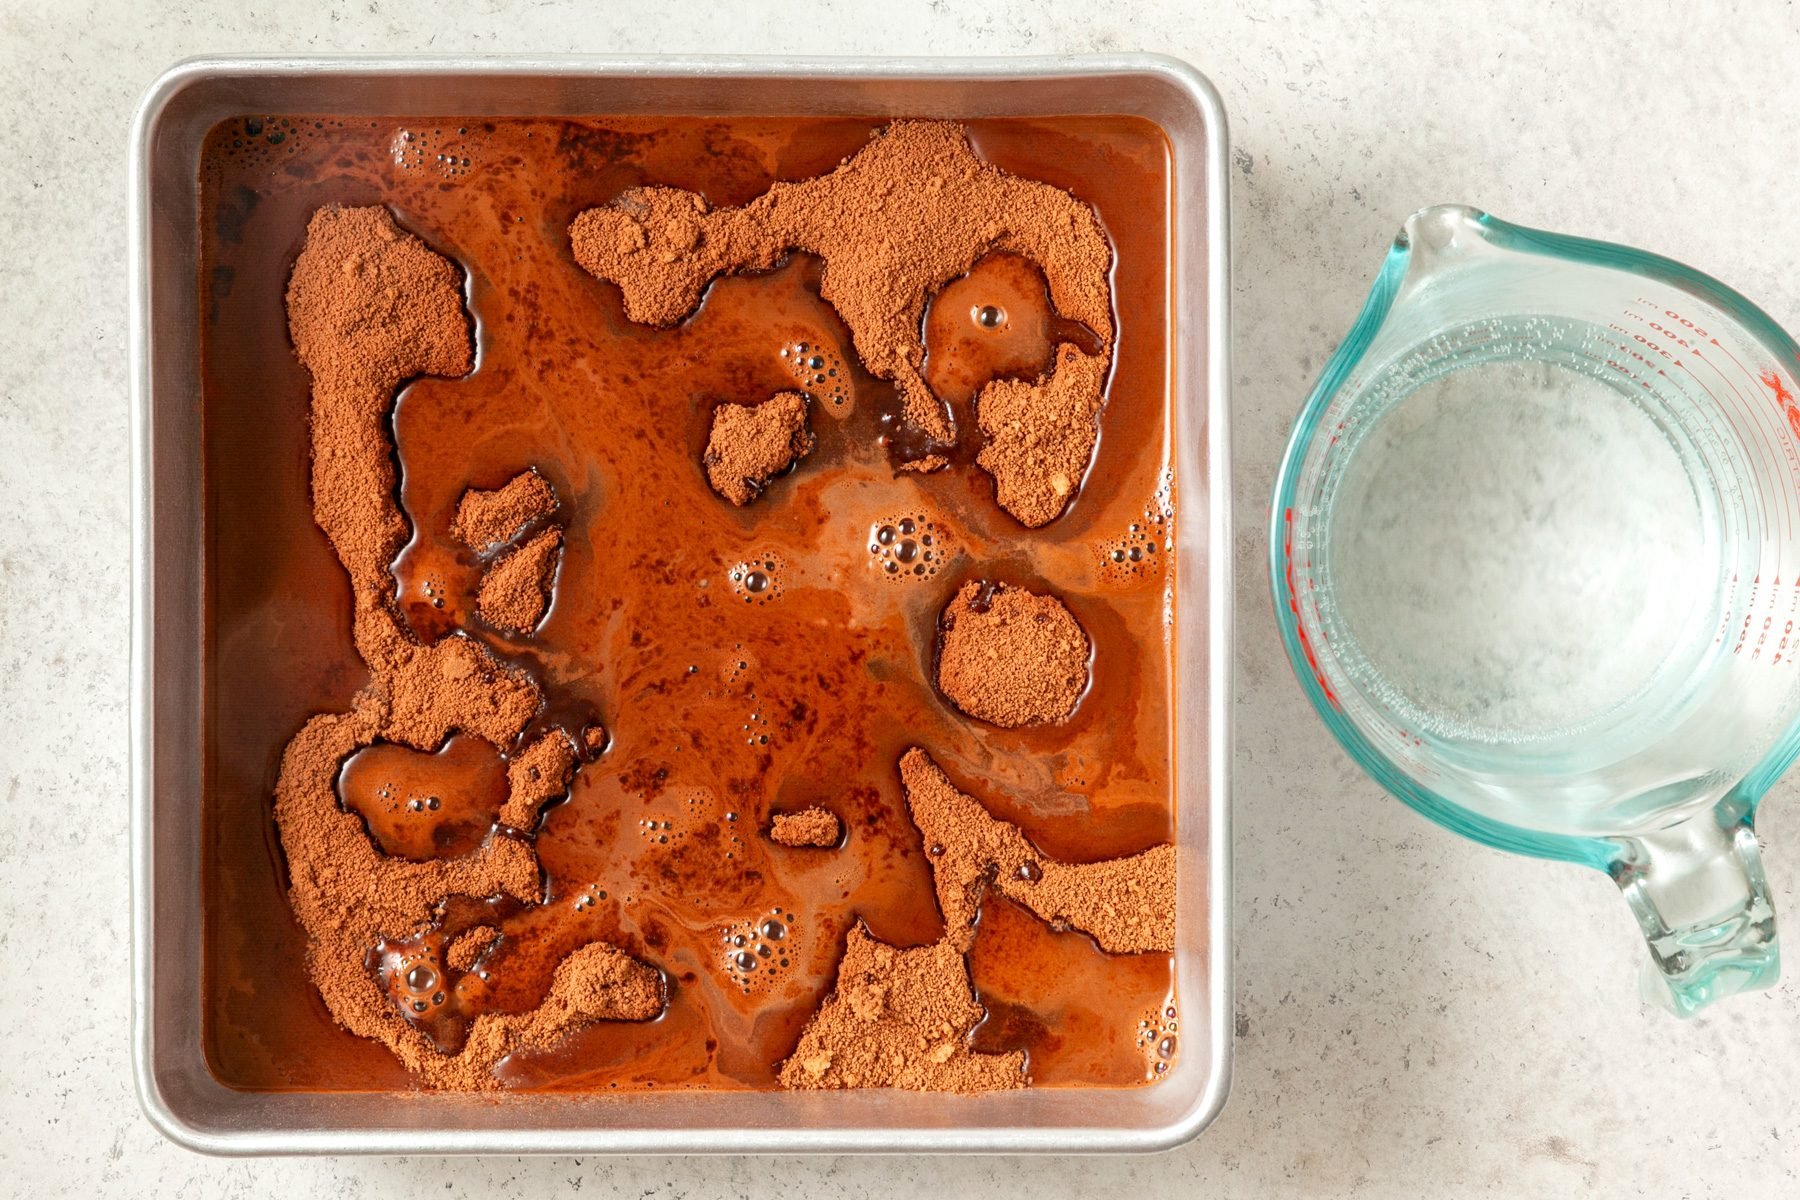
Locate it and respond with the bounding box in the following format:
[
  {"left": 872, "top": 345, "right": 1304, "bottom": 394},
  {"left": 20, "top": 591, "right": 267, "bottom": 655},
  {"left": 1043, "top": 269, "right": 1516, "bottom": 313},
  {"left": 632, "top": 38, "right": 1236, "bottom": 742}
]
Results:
[
  {"left": 1763, "top": 369, "right": 1796, "bottom": 409},
  {"left": 1677, "top": 352, "right": 1781, "bottom": 546},
  {"left": 1747, "top": 367, "right": 1800, "bottom": 565},
  {"left": 1283, "top": 507, "right": 1339, "bottom": 708}
]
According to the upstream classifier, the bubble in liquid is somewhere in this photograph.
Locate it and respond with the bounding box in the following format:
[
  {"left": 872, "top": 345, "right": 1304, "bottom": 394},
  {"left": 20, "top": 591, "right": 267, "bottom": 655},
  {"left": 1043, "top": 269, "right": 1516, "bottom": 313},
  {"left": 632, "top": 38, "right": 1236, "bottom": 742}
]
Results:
[
  {"left": 734, "top": 951, "right": 758, "bottom": 971},
  {"left": 1157, "top": 1035, "right": 1177, "bottom": 1059},
  {"left": 975, "top": 304, "right": 1005, "bottom": 329},
  {"left": 744, "top": 570, "right": 769, "bottom": 594},
  {"left": 877, "top": 525, "right": 897, "bottom": 546},
  {"left": 405, "top": 965, "right": 437, "bottom": 993},
  {"left": 760, "top": 918, "right": 786, "bottom": 941},
  {"left": 1014, "top": 860, "right": 1043, "bottom": 883},
  {"left": 894, "top": 539, "right": 919, "bottom": 564}
]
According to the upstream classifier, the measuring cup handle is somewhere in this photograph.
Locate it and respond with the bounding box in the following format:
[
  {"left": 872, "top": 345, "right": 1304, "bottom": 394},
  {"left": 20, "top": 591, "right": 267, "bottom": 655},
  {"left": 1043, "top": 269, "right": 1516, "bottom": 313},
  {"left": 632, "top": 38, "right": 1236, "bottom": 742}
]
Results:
[{"left": 1611, "top": 804, "right": 1780, "bottom": 1016}]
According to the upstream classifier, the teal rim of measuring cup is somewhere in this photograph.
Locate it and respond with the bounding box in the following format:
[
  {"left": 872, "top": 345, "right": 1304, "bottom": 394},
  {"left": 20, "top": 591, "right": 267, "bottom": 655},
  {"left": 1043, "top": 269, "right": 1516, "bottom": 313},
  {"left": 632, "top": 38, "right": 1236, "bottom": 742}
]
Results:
[{"left": 1269, "top": 205, "right": 1800, "bottom": 871}]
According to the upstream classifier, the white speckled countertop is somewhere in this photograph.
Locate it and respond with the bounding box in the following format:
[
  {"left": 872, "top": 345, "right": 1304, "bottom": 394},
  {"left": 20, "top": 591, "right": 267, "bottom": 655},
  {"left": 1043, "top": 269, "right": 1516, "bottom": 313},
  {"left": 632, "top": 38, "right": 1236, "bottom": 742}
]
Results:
[{"left": 5, "top": 0, "right": 1799, "bottom": 1194}]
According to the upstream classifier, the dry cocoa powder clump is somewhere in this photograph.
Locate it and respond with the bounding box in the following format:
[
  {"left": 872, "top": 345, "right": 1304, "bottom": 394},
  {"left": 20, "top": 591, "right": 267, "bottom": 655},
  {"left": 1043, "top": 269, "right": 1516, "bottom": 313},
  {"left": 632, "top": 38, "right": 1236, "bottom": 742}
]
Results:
[
  {"left": 446, "top": 926, "right": 500, "bottom": 973},
  {"left": 936, "top": 581, "right": 1089, "bottom": 727},
  {"left": 899, "top": 748, "right": 1175, "bottom": 955},
  {"left": 976, "top": 343, "right": 1110, "bottom": 528},
  {"left": 414, "top": 944, "right": 663, "bottom": 1090},
  {"left": 703, "top": 391, "right": 815, "bottom": 505},
  {"left": 452, "top": 469, "right": 557, "bottom": 550},
  {"left": 499, "top": 730, "right": 577, "bottom": 830},
  {"left": 570, "top": 120, "right": 1114, "bottom": 522},
  {"left": 275, "top": 205, "right": 661, "bottom": 1091},
  {"left": 476, "top": 526, "right": 561, "bottom": 633},
  {"left": 284, "top": 204, "right": 473, "bottom": 673},
  {"left": 778, "top": 923, "right": 1025, "bottom": 1093},
  {"left": 769, "top": 806, "right": 842, "bottom": 848},
  {"left": 899, "top": 453, "right": 949, "bottom": 474}
]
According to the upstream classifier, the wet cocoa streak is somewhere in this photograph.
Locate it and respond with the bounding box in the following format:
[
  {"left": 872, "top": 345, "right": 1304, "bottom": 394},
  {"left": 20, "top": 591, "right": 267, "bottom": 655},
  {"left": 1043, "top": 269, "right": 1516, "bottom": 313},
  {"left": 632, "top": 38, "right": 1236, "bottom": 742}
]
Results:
[{"left": 198, "top": 115, "right": 1176, "bottom": 1093}]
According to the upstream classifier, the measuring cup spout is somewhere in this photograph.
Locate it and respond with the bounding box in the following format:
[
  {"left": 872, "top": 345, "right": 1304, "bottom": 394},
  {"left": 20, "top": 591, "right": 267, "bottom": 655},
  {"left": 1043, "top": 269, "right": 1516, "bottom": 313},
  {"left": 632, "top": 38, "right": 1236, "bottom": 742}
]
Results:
[
  {"left": 1611, "top": 800, "right": 1780, "bottom": 1016},
  {"left": 1394, "top": 203, "right": 1488, "bottom": 261}
]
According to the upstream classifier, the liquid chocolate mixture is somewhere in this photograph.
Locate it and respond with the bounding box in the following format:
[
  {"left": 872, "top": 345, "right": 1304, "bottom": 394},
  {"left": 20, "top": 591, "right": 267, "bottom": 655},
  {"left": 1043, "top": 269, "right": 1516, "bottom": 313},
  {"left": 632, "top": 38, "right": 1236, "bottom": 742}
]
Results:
[{"left": 200, "top": 113, "right": 1182, "bottom": 1093}]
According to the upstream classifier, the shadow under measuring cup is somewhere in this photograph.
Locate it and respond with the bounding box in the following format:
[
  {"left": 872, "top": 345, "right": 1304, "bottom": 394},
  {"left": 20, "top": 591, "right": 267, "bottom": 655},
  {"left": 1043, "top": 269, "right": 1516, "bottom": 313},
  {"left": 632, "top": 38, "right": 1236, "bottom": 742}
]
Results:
[{"left": 1273, "top": 204, "right": 1800, "bottom": 1015}]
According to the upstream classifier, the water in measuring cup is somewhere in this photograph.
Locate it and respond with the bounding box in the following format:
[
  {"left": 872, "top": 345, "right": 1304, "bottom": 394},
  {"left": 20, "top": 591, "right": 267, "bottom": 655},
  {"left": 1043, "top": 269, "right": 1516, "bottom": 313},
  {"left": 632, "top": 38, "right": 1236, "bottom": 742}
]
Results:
[{"left": 1329, "top": 357, "right": 1713, "bottom": 740}]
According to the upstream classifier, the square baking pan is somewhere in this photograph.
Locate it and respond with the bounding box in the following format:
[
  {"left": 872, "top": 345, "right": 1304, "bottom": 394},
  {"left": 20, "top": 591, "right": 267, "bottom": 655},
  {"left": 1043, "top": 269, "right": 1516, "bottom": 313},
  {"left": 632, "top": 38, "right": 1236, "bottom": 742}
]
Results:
[{"left": 129, "top": 53, "right": 1232, "bottom": 1155}]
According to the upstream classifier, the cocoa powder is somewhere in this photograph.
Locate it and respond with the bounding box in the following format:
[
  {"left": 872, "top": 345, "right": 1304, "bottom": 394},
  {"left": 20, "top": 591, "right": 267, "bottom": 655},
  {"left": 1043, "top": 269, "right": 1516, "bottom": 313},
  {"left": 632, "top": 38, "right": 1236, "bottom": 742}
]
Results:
[
  {"left": 570, "top": 120, "right": 1114, "bottom": 524},
  {"left": 476, "top": 526, "right": 561, "bottom": 633},
  {"left": 936, "top": 581, "right": 1089, "bottom": 727},
  {"left": 451, "top": 469, "right": 557, "bottom": 550},
  {"left": 899, "top": 749, "right": 1175, "bottom": 955},
  {"left": 446, "top": 926, "right": 500, "bottom": 973},
  {"left": 975, "top": 344, "right": 1110, "bottom": 528},
  {"left": 769, "top": 806, "right": 842, "bottom": 848},
  {"left": 702, "top": 391, "right": 815, "bottom": 505},
  {"left": 778, "top": 923, "right": 1026, "bottom": 1093},
  {"left": 275, "top": 205, "right": 661, "bottom": 1090}
]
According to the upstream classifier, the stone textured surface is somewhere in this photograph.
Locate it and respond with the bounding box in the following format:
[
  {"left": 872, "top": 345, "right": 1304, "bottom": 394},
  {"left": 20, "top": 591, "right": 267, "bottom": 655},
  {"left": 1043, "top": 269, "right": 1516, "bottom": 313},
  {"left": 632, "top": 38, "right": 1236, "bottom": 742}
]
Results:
[{"left": 3, "top": 0, "right": 1799, "bottom": 1194}]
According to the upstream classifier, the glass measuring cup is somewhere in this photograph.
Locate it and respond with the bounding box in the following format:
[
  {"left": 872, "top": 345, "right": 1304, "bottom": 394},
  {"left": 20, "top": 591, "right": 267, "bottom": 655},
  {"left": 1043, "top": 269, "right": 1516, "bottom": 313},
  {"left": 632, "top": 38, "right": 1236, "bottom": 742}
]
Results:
[{"left": 1271, "top": 204, "right": 1800, "bottom": 1015}]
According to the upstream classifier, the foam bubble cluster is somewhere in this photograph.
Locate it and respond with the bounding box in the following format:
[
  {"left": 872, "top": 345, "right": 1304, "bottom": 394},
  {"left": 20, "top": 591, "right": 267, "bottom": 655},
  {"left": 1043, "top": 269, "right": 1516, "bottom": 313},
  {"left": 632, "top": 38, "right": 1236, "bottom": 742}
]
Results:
[
  {"left": 780, "top": 340, "right": 851, "bottom": 408},
  {"left": 390, "top": 125, "right": 485, "bottom": 178},
  {"left": 728, "top": 553, "right": 786, "bottom": 604},
  {"left": 868, "top": 514, "right": 952, "bottom": 583},
  {"left": 1134, "top": 997, "right": 1180, "bottom": 1079},
  {"left": 1097, "top": 487, "right": 1172, "bottom": 584},
  {"left": 719, "top": 908, "right": 800, "bottom": 994}
]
